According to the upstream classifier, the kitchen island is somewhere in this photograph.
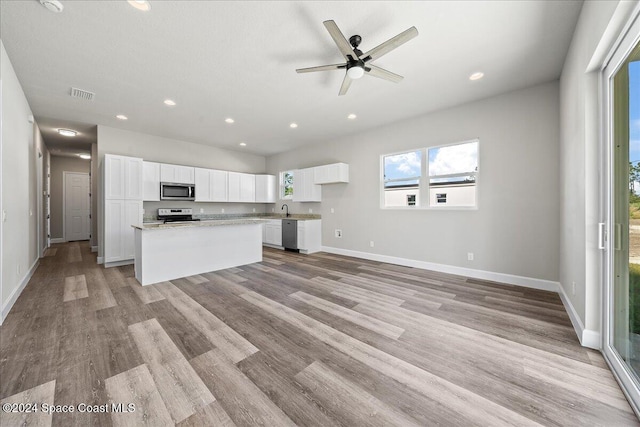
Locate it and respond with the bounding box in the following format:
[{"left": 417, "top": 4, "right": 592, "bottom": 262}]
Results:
[{"left": 132, "top": 219, "right": 264, "bottom": 285}]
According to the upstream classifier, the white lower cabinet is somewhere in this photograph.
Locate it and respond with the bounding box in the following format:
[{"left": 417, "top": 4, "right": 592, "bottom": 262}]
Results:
[
  {"left": 105, "top": 199, "right": 142, "bottom": 264},
  {"left": 263, "top": 220, "right": 282, "bottom": 246},
  {"left": 297, "top": 219, "right": 322, "bottom": 254}
]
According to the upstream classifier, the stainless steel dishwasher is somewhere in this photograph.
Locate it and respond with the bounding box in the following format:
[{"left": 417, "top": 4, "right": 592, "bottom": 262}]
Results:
[{"left": 282, "top": 219, "right": 298, "bottom": 251}]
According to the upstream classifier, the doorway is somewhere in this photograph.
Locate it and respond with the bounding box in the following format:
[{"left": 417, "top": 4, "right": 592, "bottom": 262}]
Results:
[
  {"left": 604, "top": 11, "right": 640, "bottom": 414},
  {"left": 63, "top": 172, "right": 90, "bottom": 242}
]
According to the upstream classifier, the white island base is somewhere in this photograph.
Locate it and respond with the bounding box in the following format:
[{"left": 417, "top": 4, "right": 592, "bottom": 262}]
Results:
[{"left": 133, "top": 221, "right": 262, "bottom": 286}]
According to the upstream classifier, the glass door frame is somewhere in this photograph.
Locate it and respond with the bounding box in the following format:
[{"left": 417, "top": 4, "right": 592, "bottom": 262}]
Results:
[{"left": 602, "top": 4, "right": 640, "bottom": 416}]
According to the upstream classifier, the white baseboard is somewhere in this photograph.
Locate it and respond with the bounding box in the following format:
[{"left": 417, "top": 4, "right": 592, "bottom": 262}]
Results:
[
  {"left": 105, "top": 259, "right": 133, "bottom": 268},
  {"left": 1, "top": 259, "right": 39, "bottom": 325},
  {"left": 97, "top": 256, "right": 104, "bottom": 264},
  {"left": 321, "top": 246, "right": 560, "bottom": 292},
  {"left": 545, "top": 281, "right": 601, "bottom": 350},
  {"left": 50, "top": 238, "right": 65, "bottom": 244},
  {"left": 91, "top": 246, "right": 98, "bottom": 253}
]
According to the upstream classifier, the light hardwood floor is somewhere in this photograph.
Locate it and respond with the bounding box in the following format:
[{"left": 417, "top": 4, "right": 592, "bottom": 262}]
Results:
[{"left": 0, "top": 241, "right": 637, "bottom": 426}]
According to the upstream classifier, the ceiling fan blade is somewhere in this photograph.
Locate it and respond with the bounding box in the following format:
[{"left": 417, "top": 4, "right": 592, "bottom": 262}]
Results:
[
  {"left": 338, "top": 74, "right": 353, "bottom": 96},
  {"left": 365, "top": 65, "right": 404, "bottom": 83},
  {"left": 296, "top": 63, "right": 346, "bottom": 73},
  {"left": 362, "top": 26, "right": 418, "bottom": 62},
  {"left": 323, "top": 20, "right": 359, "bottom": 61}
]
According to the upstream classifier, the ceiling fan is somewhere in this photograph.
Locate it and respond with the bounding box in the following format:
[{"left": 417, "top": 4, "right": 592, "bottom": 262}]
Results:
[{"left": 296, "top": 20, "right": 418, "bottom": 96}]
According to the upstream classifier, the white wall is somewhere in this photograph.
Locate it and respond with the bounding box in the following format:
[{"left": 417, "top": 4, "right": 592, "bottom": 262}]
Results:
[
  {"left": 267, "top": 81, "right": 560, "bottom": 283},
  {"left": 97, "top": 125, "right": 268, "bottom": 258},
  {"left": 559, "top": 0, "right": 637, "bottom": 346},
  {"left": 0, "top": 41, "right": 42, "bottom": 322}
]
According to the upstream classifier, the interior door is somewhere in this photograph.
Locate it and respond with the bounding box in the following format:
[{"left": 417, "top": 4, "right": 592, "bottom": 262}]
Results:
[
  {"left": 65, "top": 172, "right": 90, "bottom": 241},
  {"left": 604, "top": 10, "right": 640, "bottom": 414}
]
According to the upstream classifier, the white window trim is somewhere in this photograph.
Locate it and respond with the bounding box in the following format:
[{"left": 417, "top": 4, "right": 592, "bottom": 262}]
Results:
[
  {"left": 280, "top": 170, "right": 293, "bottom": 200},
  {"left": 379, "top": 138, "right": 479, "bottom": 210}
]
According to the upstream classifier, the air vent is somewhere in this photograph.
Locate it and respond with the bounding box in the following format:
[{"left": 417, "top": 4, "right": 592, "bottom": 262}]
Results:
[{"left": 70, "top": 87, "right": 95, "bottom": 101}]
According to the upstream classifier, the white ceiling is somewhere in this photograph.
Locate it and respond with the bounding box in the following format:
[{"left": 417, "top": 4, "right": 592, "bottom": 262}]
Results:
[{"left": 1, "top": 1, "right": 582, "bottom": 156}]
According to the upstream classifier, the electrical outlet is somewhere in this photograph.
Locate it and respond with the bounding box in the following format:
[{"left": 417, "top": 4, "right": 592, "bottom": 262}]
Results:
[
  {"left": 271, "top": 208, "right": 275, "bottom": 212},
  {"left": 309, "top": 208, "right": 313, "bottom": 213},
  {"left": 30, "top": 209, "right": 33, "bottom": 216},
  {"left": 370, "top": 241, "right": 374, "bottom": 248},
  {"left": 467, "top": 252, "right": 474, "bottom": 261},
  {"left": 221, "top": 208, "right": 225, "bottom": 213},
  {"left": 252, "top": 208, "right": 256, "bottom": 213},
  {"left": 572, "top": 281, "right": 576, "bottom": 296},
  {"left": 335, "top": 229, "right": 342, "bottom": 238},
  {"left": 200, "top": 208, "right": 205, "bottom": 214},
  {"left": 16, "top": 264, "right": 20, "bottom": 276},
  {"left": 331, "top": 208, "right": 335, "bottom": 214},
  {"left": 2, "top": 210, "right": 6, "bottom": 222}
]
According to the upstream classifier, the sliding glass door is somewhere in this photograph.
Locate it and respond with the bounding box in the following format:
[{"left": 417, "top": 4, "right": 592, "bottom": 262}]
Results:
[{"left": 604, "top": 11, "right": 640, "bottom": 413}]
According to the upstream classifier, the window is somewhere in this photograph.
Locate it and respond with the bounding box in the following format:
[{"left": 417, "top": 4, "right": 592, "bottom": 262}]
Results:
[
  {"left": 381, "top": 140, "right": 478, "bottom": 209},
  {"left": 280, "top": 171, "right": 294, "bottom": 199},
  {"left": 428, "top": 141, "right": 478, "bottom": 207},
  {"left": 383, "top": 150, "right": 421, "bottom": 207}
]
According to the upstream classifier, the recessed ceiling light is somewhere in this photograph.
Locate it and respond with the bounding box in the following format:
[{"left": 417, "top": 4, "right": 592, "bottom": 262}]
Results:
[
  {"left": 116, "top": 114, "right": 128, "bottom": 120},
  {"left": 127, "top": 0, "right": 151, "bottom": 11},
  {"left": 225, "top": 118, "right": 235, "bottom": 124},
  {"left": 469, "top": 72, "right": 484, "bottom": 81},
  {"left": 347, "top": 113, "right": 357, "bottom": 120},
  {"left": 289, "top": 123, "right": 298, "bottom": 128},
  {"left": 164, "top": 99, "right": 176, "bottom": 106},
  {"left": 239, "top": 142, "right": 247, "bottom": 147},
  {"left": 58, "top": 129, "right": 77, "bottom": 137},
  {"left": 79, "top": 154, "right": 91, "bottom": 160},
  {"left": 39, "top": 0, "right": 64, "bottom": 13}
]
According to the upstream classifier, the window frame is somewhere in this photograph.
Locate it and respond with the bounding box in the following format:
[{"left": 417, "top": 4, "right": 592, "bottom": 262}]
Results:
[
  {"left": 379, "top": 139, "right": 479, "bottom": 210},
  {"left": 280, "top": 170, "right": 294, "bottom": 200}
]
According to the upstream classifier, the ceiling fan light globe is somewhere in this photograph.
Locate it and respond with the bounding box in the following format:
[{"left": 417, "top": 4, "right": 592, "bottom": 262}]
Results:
[{"left": 347, "top": 66, "right": 365, "bottom": 79}]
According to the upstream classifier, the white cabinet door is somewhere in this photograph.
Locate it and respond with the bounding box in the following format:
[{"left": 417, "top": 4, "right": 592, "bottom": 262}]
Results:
[
  {"left": 160, "top": 164, "right": 195, "bottom": 184},
  {"left": 314, "top": 163, "right": 349, "bottom": 184},
  {"left": 264, "top": 221, "right": 282, "bottom": 246},
  {"left": 293, "top": 168, "right": 321, "bottom": 202},
  {"left": 176, "top": 166, "right": 195, "bottom": 184},
  {"left": 228, "top": 172, "right": 241, "bottom": 202},
  {"left": 143, "top": 162, "right": 160, "bottom": 201},
  {"left": 240, "top": 173, "right": 256, "bottom": 202},
  {"left": 211, "top": 170, "right": 228, "bottom": 202},
  {"left": 255, "top": 175, "right": 276, "bottom": 203},
  {"left": 105, "top": 199, "right": 124, "bottom": 262},
  {"left": 105, "top": 155, "right": 125, "bottom": 200},
  {"left": 123, "top": 200, "right": 142, "bottom": 259},
  {"left": 297, "top": 219, "right": 321, "bottom": 253},
  {"left": 194, "top": 167, "right": 212, "bottom": 202},
  {"left": 124, "top": 157, "right": 143, "bottom": 200}
]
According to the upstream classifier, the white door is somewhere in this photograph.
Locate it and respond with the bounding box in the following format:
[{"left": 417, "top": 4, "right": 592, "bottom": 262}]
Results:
[{"left": 65, "top": 172, "right": 90, "bottom": 241}]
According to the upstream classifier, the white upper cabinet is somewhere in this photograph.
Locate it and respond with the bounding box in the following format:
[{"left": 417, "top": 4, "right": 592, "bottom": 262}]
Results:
[
  {"left": 160, "top": 163, "right": 195, "bottom": 184},
  {"left": 228, "top": 172, "right": 255, "bottom": 202},
  {"left": 105, "top": 154, "right": 143, "bottom": 201},
  {"left": 314, "top": 163, "right": 349, "bottom": 184},
  {"left": 293, "top": 168, "right": 321, "bottom": 202},
  {"left": 255, "top": 175, "right": 276, "bottom": 203},
  {"left": 240, "top": 173, "right": 256, "bottom": 202},
  {"left": 143, "top": 161, "right": 160, "bottom": 201},
  {"left": 195, "top": 168, "right": 228, "bottom": 202}
]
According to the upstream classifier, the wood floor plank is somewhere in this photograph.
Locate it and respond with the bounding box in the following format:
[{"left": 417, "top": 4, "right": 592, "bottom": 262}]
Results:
[
  {"left": 290, "top": 291, "right": 405, "bottom": 339},
  {"left": 191, "top": 349, "right": 296, "bottom": 427},
  {"left": 67, "top": 245, "right": 82, "bottom": 263},
  {"left": 240, "top": 291, "right": 542, "bottom": 427},
  {"left": 128, "top": 318, "right": 215, "bottom": 423},
  {"left": 295, "top": 360, "right": 422, "bottom": 427},
  {"left": 105, "top": 363, "right": 174, "bottom": 427},
  {"left": 185, "top": 274, "right": 208, "bottom": 284},
  {"left": 63, "top": 275, "right": 88, "bottom": 302},
  {"left": 44, "top": 248, "right": 58, "bottom": 257},
  {"left": 156, "top": 281, "right": 259, "bottom": 363},
  {"left": 128, "top": 278, "right": 166, "bottom": 304},
  {"left": 0, "top": 380, "right": 55, "bottom": 427},
  {"left": 176, "top": 401, "right": 236, "bottom": 427}
]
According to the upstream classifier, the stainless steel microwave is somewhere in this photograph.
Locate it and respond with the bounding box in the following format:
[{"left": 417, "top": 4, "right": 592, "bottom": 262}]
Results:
[{"left": 160, "top": 182, "right": 195, "bottom": 201}]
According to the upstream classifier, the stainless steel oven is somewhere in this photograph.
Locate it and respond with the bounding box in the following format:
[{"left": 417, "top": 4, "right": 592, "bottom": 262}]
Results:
[{"left": 160, "top": 182, "right": 195, "bottom": 201}]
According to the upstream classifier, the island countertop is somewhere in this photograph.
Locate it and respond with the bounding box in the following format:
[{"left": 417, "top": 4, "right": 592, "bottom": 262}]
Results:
[{"left": 133, "top": 218, "right": 266, "bottom": 230}]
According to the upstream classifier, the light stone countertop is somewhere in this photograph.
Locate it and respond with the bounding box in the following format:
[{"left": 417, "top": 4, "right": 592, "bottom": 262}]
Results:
[{"left": 133, "top": 218, "right": 266, "bottom": 230}]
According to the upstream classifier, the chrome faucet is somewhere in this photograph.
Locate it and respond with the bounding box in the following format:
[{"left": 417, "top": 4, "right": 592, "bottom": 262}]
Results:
[{"left": 281, "top": 204, "right": 290, "bottom": 217}]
